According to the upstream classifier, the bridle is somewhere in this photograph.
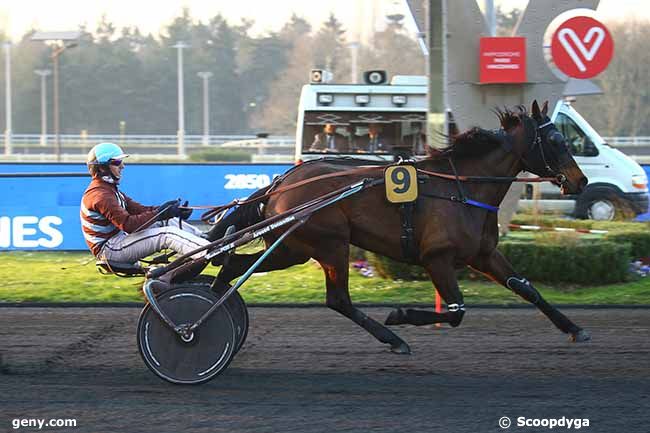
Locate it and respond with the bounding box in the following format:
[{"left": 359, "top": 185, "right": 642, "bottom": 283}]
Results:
[{"left": 520, "top": 117, "right": 568, "bottom": 186}]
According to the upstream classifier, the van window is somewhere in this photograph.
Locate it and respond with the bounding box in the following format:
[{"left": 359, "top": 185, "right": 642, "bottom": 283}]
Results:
[
  {"left": 301, "top": 112, "right": 427, "bottom": 155},
  {"left": 554, "top": 113, "right": 598, "bottom": 157}
]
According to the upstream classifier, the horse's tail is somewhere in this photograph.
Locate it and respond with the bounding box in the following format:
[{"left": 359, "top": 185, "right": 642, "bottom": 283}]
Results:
[{"left": 205, "top": 184, "right": 273, "bottom": 241}]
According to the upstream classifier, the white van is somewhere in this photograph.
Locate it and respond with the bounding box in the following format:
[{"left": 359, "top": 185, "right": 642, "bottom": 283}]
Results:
[
  {"left": 295, "top": 72, "right": 649, "bottom": 220},
  {"left": 295, "top": 71, "right": 428, "bottom": 163},
  {"left": 519, "top": 100, "right": 649, "bottom": 220}
]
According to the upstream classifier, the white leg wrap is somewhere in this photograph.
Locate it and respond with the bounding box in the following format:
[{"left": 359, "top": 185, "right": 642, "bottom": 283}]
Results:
[
  {"left": 506, "top": 277, "right": 529, "bottom": 290},
  {"left": 506, "top": 276, "right": 540, "bottom": 304}
]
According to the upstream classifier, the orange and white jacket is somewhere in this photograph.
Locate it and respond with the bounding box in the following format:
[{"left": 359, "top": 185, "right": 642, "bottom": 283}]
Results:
[{"left": 80, "top": 177, "right": 157, "bottom": 256}]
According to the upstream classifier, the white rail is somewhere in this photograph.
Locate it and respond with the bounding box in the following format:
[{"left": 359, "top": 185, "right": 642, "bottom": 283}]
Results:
[
  {"left": 603, "top": 136, "right": 650, "bottom": 147},
  {"left": 3, "top": 134, "right": 650, "bottom": 164},
  {"left": 0, "top": 134, "right": 296, "bottom": 160},
  {"left": 4, "top": 134, "right": 649, "bottom": 147},
  {"left": 5, "top": 134, "right": 294, "bottom": 147}
]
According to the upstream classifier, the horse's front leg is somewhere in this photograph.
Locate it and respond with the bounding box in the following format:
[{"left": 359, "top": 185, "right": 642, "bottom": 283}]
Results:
[
  {"left": 470, "top": 249, "right": 590, "bottom": 342},
  {"left": 320, "top": 245, "right": 411, "bottom": 354},
  {"left": 385, "top": 254, "right": 466, "bottom": 328}
]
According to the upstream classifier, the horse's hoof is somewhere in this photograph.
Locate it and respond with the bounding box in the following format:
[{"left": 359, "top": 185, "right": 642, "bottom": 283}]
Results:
[
  {"left": 570, "top": 329, "right": 591, "bottom": 343},
  {"left": 390, "top": 341, "right": 412, "bottom": 355},
  {"left": 385, "top": 308, "right": 406, "bottom": 326}
]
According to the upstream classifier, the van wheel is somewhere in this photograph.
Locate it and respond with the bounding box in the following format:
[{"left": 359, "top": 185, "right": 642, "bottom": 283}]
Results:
[
  {"left": 575, "top": 188, "right": 634, "bottom": 221},
  {"left": 586, "top": 199, "right": 616, "bottom": 221}
]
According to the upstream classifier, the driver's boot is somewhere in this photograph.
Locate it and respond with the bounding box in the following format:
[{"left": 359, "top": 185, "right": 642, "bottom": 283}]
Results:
[{"left": 209, "top": 225, "right": 237, "bottom": 267}]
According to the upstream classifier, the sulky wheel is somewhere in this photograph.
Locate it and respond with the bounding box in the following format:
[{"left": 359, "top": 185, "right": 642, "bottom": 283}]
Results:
[
  {"left": 188, "top": 276, "right": 249, "bottom": 353},
  {"left": 137, "top": 287, "right": 237, "bottom": 385}
]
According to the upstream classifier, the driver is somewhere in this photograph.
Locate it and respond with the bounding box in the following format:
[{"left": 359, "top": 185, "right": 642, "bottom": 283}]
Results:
[{"left": 80, "top": 142, "right": 210, "bottom": 281}]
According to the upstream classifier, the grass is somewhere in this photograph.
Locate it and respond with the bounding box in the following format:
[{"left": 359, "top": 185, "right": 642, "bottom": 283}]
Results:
[{"left": 1, "top": 251, "right": 649, "bottom": 304}]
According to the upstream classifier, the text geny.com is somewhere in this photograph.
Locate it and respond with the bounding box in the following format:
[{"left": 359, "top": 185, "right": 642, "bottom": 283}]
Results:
[{"left": 12, "top": 418, "right": 77, "bottom": 430}]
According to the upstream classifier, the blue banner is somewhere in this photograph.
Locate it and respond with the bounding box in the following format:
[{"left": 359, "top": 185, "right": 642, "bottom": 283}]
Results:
[
  {"left": 0, "top": 163, "right": 292, "bottom": 251},
  {"left": 2, "top": 162, "right": 649, "bottom": 250}
]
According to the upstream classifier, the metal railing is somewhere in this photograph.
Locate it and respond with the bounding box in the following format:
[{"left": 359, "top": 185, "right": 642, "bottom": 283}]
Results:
[
  {"left": 4, "top": 134, "right": 649, "bottom": 147},
  {"left": 4, "top": 133, "right": 649, "bottom": 147},
  {"left": 4, "top": 134, "right": 650, "bottom": 163},
  {"left": 0, "top": 134, "right": 296, "bottom": 161},
  {"left": 6, "top": 134, "right": 294, "bottom": 147},
  {"left": 603, "top": 136, "right": 650, "bottom": 147}
]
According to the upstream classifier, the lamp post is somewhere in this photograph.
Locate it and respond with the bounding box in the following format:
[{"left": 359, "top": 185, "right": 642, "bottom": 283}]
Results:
[
  {"left": 51, "top": 43, "right": 78, "bottom": 161},
  {"left": 34, "top": 69, "right": 52, "bottom": 147},
  {"left": 4, "top": 41, "right": 11, "bottom": 156},
  {"left": 197, "top": 71, "right": 212, "bottom": 146},
  {"left": 173, "top": 42, "right": 189, "bottom": 158},
  {"left": 31, "top": 31, "right": 80, "bottom": 162}
]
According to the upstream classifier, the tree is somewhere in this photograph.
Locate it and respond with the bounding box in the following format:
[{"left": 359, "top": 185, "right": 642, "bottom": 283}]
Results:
[
  {"left": 6, "top": 9, "right": 646, "bottom": 139},
  {"left": 279, "top": 14, "right": 311, "bottom": 40},
  {"left": 203, "top": 15, "right": 245, "bottom": 133},
  {"left": 574, "top": 20, "right": 650, "bottom": 136},
  {"left": 496, "top": 6, "right": 521, "bottom": 36},
  {"left": 253, "top": 15, "right": 314, "bottom": 133},
  {"left": 6, "top": 31, "right": 50, "bottom": 133},
  {"left": 63, "top": 19, "right": 149, "bottom": 134},
  {"left": 238, "top": 33, "right": 290, "bottom": 132},
  {"left": 311, "top": 13, "right": 349, "bottom": 80},
  {"left": 359, "top": 15, "right": 425, "bottom": 77}
]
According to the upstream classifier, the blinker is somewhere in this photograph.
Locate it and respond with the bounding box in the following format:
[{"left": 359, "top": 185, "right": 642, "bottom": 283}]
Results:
[{"left": 548, "top": 131, "right": 564, "bottom": 146}]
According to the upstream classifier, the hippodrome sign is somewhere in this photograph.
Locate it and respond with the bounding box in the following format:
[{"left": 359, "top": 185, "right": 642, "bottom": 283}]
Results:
[
  {"left": 550, "top": 15, "right": 614, "bottom": 79},
  {"left": 479, "top": 37, "right": 526, "bottom": 83}
]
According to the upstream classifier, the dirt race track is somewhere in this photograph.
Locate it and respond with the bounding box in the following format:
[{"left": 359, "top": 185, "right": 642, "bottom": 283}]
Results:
[{"left": 1, "top": 306, "right": 649, "bottom": 433}]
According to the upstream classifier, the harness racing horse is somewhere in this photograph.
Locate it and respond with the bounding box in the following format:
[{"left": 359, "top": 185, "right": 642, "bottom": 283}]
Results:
[{"left": 209, "top": 101, "right": 590, "bottom": 354}]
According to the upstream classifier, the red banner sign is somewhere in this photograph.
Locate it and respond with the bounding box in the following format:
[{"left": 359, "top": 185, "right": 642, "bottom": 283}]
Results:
[
  {"left": 550, "top": 16, "right": 614, "bottom": 79},
  {"left": 479, "top": 37, "right": 526, "bottom": 84}
]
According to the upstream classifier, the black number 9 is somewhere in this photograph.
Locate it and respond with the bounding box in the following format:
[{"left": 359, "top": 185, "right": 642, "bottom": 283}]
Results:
[{"left": 391, "top": 167, "right": 411, "bottom": 194}]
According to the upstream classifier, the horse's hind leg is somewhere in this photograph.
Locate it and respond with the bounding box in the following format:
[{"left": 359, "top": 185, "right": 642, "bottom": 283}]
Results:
[
  {"left": 385, "top": 254, "right": 466, "bottom": 327},
  {"left": 469, "top": 250, "right": 590, "bottom": 342},
  {"left": 320, "top": 243, "right": 411, "bottom": 354}
]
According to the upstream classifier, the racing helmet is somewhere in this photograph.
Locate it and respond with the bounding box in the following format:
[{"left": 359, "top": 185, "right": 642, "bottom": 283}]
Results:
[
  {"left": 86, "top": 142, "right": 129, "bottom": 166},
  {"left": 86, "top": 142, "right": 129, "bottom": 177}
]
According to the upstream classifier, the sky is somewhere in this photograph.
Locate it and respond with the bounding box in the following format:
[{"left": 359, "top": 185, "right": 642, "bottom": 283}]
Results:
[{"left": 0, "top": 0, "right": 648, "bottom": 42}]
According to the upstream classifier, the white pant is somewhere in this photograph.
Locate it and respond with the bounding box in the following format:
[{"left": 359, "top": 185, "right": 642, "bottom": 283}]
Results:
[{"left": 100, "top": 218, "right": 209, "bottom": 264}]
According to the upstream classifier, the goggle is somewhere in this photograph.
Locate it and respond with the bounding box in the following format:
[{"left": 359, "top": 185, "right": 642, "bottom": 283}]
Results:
[{"left": 108, "top": 159, "right": 124, "bottom": 167}]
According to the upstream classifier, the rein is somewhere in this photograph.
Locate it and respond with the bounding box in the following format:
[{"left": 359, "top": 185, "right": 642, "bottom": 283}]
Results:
[
  {"left": 415, "top": 168, "right": 556, "bottom": 183},
  {"left": 199, "top": 165, "right": 383, "bottom": 222},
  {"left": 196, "top": 159, "right": 558, "bottom": 223},
  {"left": 196, "top": 116, "right": 565, "bottom": 221}
]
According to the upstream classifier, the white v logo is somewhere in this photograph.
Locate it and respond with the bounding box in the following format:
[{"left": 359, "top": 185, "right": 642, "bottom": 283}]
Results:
[{"left": 558, "top": 27, "right": 606, "bottom": 72}]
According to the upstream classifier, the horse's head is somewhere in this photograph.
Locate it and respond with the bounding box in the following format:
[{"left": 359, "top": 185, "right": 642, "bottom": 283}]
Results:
[{"left": 502, "top": 101, "right": 588, "bottom": 195}]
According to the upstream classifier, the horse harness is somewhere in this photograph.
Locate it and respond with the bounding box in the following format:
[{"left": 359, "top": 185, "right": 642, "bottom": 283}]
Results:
[
  {"left": 197, "top": 122, "right": 561, "bottom": 262},
  {"left": 394, "top": 119, "right": 564, "bottom": 261},
  {"left": 388, "top": 158, "right": 501, "bottom": 263}
]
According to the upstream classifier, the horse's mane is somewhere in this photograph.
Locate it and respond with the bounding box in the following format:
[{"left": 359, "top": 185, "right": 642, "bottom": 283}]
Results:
[
  {"left": 425, "top": 106, "right": 528, "bottom": 160},
  {"left": 495, "top": 105, "right": 527, "bottom": 131}
]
